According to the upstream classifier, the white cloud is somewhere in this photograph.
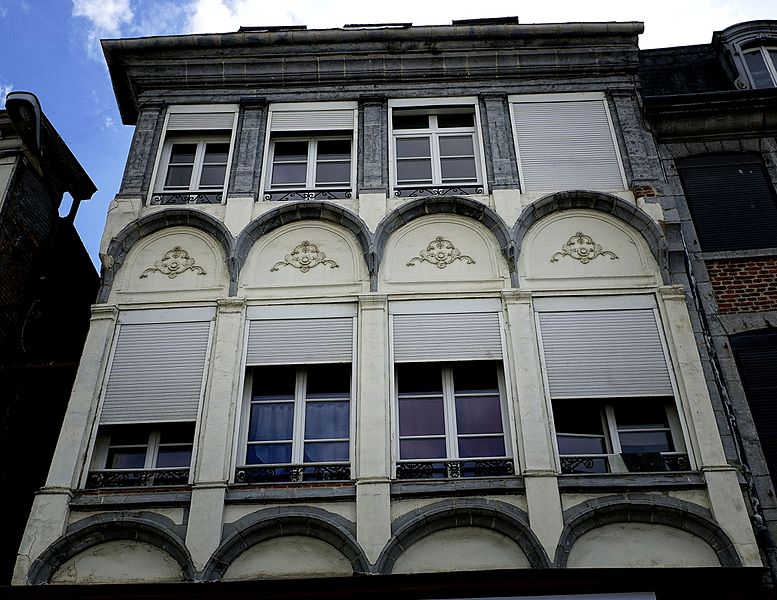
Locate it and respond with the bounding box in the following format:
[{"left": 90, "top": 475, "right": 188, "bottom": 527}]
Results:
[
  {"left": 104, "top": 116, "right": 116, "bottom": 129},
  {"left": 72, "top": 0, "right": 134, "bottom": 57},
  {"left": 0, "top": 82, "right": 13, "bottom": 108}
]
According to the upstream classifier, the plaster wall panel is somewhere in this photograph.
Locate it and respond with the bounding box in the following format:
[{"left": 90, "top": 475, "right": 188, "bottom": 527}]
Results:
[
  {"left": 222, "top": 536, "right": 353, "bottom": 580},
  {"left": 380, "top": 215, "right": 510, "bottom": 292},
  {"left": 391, "top": 527, "right": 531, "bottom": 573},
  {"left": 566, "top": 522, "right": 721, "bottom": 567},
  {"left": 390, "top": 496, "right": 528, "bottom": 521},
  {"left": 109, "top": 227, "right": 228, "bottom": 302},
  {"left": 240, "top": 222, "right": 369, "bottom": 296},
  {"left": 519, "top": 210, "right": 659, "bottom": 289},
  {"left": 223, "top": 502, "right": 356, "bottom": 525},
  {"left": 67, "top": 508, "right": 187, "bottom": 527},
  {"left": 49, "top": 541, "right": 184, "bottom": 584},
  {"left": 560, "top": 491, "right": 712, "bottom": 513}
]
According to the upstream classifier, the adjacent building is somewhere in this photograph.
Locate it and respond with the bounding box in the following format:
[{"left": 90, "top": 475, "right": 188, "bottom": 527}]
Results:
[{"left": 9, "top": 18, "right": 777, "bottom": 600}]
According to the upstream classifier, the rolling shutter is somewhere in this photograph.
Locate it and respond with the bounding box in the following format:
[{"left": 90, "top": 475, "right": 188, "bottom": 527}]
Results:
[
  {"left": 537, "top": 308, "right": 674, "bottom": 398},
  {"left": 392, "top": 311, "right": 503, "bottom": 362},
  {"left": 677, "top": 154, "right": 777, "bottom": 251},
  {"left": 269, "top": 109, "right": 355, "bottom": 132},
  {"left": 100, "top": 320, "right": 212, "bottom": 424},
  {"left": 511, "top": 98, "right": 625, "bottom": 192},
  {"left": 166, "top": 112, "right": 236, "bottom": 131},
  {"left": 246, "top": 317, "right": 354, "bottom": 365}
]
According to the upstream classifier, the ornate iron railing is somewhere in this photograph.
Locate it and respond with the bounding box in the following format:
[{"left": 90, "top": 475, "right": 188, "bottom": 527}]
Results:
[
  {"left": 394, "top": 185, "right": 484, "bottom": 198},
  {"left": 396, "top": 458, "right": 514, "bottom": 480},
  {"left": 85, "top": 468, "right": 190, "bottom": 489},
  {"left": 560, "top": 453, "right": 691, "bottom": 475},
  {"left": 559, "top": 456, "right": 610, "bottom": 475},
  {"left": 234, "top": 463, "right": 351, "bottom": 484},
  {"left": 263, "top": 189, "right": 352, "bottom": 201},
  {"left": 149, "top": 192, "right": 222, "bottom": 205}
]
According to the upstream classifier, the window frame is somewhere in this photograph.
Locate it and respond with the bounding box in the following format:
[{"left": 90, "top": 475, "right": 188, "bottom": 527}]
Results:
[
  {"left": 742, "top": 44, "right": 777, "bottom": 89},
  {"left": 148, "top": 104, "right": 238, "bottom": 205},
  {"left": 388, "top": 97, "right": 488, "bottom": 197},
  {"left": 266, "top": 135, "right": 354, "bottom": 192}
]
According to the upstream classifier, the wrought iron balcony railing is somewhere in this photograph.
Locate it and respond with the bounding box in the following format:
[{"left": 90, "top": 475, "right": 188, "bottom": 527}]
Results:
[
  {"left": 559, "top": 452, "right": 691, "bottom": 475},
  {"left": 234, "top": 462, "right": 351, "bottom": 484},
  {"left": 394, "top": 185, "right": 484, "bottom": 198},
  {"left": 85, "top": 468, "right": 190, "bottom": 489},
  {"left": 263, "top": 189, "right": 352, "bottom": 201},
  {"left": 396, "top": 458, "right": 515, "bottom": 480},
  {"left": 149, "top": 192, "right": 223, "bottom": 205}
]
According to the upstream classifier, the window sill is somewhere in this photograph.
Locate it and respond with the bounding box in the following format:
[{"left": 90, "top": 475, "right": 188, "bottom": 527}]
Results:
[
  {"left": 71, "top": 488, "right": 193, "bottom": 509},
  {"left": 391, "top": 476, "right": 524, "bottom": 498},
  {"left": 226, "top": 482, "right": 356, "bottom": 503},
  {"left": 262, "top": 189, "right": 353, "bottom": 201},
  {"left": 557, "top": 471, "right": 704, "bottom": 492},
  {"left": 393, "top": 185, "right": 484, "bottom": 198},
  {"left": 701, "top": 248, "right": 777, "bottom": 261},
  {"left": 149, "top": 192, "right": 223, "bottom": 205}
]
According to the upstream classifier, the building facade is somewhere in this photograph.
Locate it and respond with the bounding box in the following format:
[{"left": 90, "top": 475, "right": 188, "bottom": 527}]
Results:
[{"left": 9, "top": 18, "right": 777, "bottom": 599}]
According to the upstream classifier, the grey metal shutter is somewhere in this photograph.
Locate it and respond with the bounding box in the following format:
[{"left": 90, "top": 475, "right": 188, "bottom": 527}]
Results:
[
  {"left": 393, "top": 312, "right": 503, "bottom": 362},
  {"left": 270, "top": 109, "right": 355, "bottom": 132},
  {"left": 537, "top": 309, "right": 673, "bottom": 398},
  {"left": 677, "top": 154, "right": 777, "bottom": 251},
  {"left": 246, "top": 318, "right": 353, "bottom": 365},
  {"left": 100, "top": 321, "right": 211, "bottom": 424},
  {"left": 511, "top": 99, "right": 625, "bottom": 192},
  {"left": 167, "top": 112, "right": 235, "bottom": 130}
]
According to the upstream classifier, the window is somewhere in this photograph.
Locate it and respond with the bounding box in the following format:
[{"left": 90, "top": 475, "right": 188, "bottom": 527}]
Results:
[
  {"left": 553, "top": 399, "right": 686, "bottom": 474},
  {"left": 87, "top": 423, "right": 195, "bottom": 488},
  {"left": 390, "top": 100, "right": 485, "bottom": 197},
  {"left": 510, "top": 93, "right": 626, "bottom": 193},
  {"left": 150, "top": 107, "right": 237, "bottom": 205},
  {"left": 534, "top": 296, "right": 691, "bottom": 475},
  {"left": 396, "top": 361, "right": 509, "bottom": 478},
  {"left": 237, "top": 307, "right": 355, "bottom": 484},
  {"left": 263, "top": 103, "right": 356, "bottom": 201},
  {"left": 743, "top": 45, "right": 777, "bottom": 88},
  {"left": 242, "top": 364, "right": 351, "bottom": 478},
  {"left": 676, "top": 153, "right": 777, "bottom": 252}
]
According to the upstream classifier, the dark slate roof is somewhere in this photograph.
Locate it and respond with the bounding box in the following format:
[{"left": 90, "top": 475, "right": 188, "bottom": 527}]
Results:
[{"left": 639, "top": 44, "right": 733, "bottom": 96}]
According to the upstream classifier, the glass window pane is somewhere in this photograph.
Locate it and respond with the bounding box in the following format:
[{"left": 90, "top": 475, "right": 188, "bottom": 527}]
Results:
[
  {"left": 396, "top": 159, "right": 433, "bottom": 184},
  {"left": 455, "top": 395, "right": 503, "bottom": 435},
  {"left": 303, "top": 441, "right": 349, "bottom": 462},
  {"left": 248, "top": 402, "right": 294, "bottom": 441},
  {"left": 203, "top": 143, "right": 229, "bottom": 163},
  {"left": 273, "top": 140, "right": 309, "bottom": 160},
  {"left": 619, "top": 431, "right": 673, "bottom": 454},
  {"left": 615, "top": 404, "right": 669, "bottom": 430},
  {"left": 400, "top": 438, "right": 446, "bottom": 460},
  {"left": 452, "top": 361, "right": 498, "bottom": 392},
  {"left": 156, "top": 446, "right": 192, "bottom": 468},
  {"left": 307, "top": 364, "right": 351, "bottom": 398},
  {"left": 271, "top": 162, "right": 307, "bottom": 186},
  {"left": 399, "top": 397, "right": 445, "bottom": 436},
  {"left": 396, "top": 363, "right": 443, "bottom": 394},
  {"left": 553, "top": 400, "right": 605, "bottom": 436},
  {"left": 557, "top": 434, "right": 607, "bottom": 455},
  {"left": 437, "top": 112, "right": 474, "bottom": 128},
  {"left": 305, "top": 401, "right": 350, "bottom": 439},
  {"left": 317, "top": 139, "right": 351, "bottom": 159},
  {"left": 458, "top": 436, "right": 505, "bottom": 458},
  {"left": 441, "top": 157, "right": 477, "bottom": 182},
  {"left": 745, "top": 50, "right": 776, "bottom": 88},
  {"left": 199, "top": 164, "right": 226, "bottom": 187},
  {"left": 168, "top": 144, "right": 196, "bottom": 164},
  {"left": 246, "top": 443, "right": 292, "bottom": 465},
  {"left": 393, "top": 113, "right": 429, "bottom": 129},
  {"left": 439, "top": 135, "right": 475, "bottom": 157},
  {"left": 164, "top": 164, "right": 193, "bottom": 188},
  {"left": 108, "top": 425, "right": 150, "bottom": 446},
  {"left": 252, "top": 365, "right": 296, "bottom": 399},
  {"left": 158, "top": 423, "right": 195, "bottom": 445},
  {"left": 396, "top": 137, "right": 431, "bottom": 158},
  {"left": 315, "top": 161, "right": 351, "bottom": 185},
  {"left": 107, "top": 449, "right": 146, "bottom": 469}
]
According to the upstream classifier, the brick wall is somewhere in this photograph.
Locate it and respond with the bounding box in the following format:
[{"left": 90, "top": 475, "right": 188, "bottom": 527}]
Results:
[{"left": 706, "top": 257, "right": 777, "bottom": 313}]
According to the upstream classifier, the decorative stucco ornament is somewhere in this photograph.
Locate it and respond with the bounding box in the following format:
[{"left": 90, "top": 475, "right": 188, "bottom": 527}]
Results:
[
  {"left": 550, "top": 232, "right": 619, "bottom": 264},
  {"left": 140, "top": 246, "right": 206, "bottom": 279},
  {"left": 407, "top": 236, "right": 476, "bottom": 269},
  {"left": 271, "top": 240, "right": 339, "bottom": 273}
]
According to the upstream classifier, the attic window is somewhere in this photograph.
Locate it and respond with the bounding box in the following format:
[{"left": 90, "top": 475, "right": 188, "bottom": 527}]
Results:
[{"left": 743, "top": 45, "right": 777, "bottom": 88}]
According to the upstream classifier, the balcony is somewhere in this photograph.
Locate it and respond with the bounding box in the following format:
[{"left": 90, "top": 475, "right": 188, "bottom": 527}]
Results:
[
  {"left": 559, "top": 452, "right": 691, "bottom": 475},
  {"left": 396, "top": 458, "right": 515, "bottom": 480},
  {"left": 85, "top": 468, "right": 190, "bottom": 489},
  {"left": 234, "top": 462, "right": 351, "bottom": 484}
]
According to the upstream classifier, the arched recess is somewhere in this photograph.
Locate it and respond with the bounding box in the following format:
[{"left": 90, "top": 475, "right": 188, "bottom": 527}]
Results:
[
  {"left": 27, "top": 512, "right": 195, "bottom": 584},
  {"left": 235, "top": 201, "right": 373, "bottom": 290},
  {"left": 99, "top": 209, "right": 235, "bottom": 302},
  {"left": 374, "top": 197, "right": 515, "bottom": 289},
  {"left": 514, "top": 190, "right": 668, "bottom": 284},
  {"left": 202, "top": 506, "right": 370, "bottom": 581},
  {"left": 375, "top": 498, "right": 550, "bottom": 574},
  {"left": 555, "top": 494, "right": 742, "bottom": 568}
]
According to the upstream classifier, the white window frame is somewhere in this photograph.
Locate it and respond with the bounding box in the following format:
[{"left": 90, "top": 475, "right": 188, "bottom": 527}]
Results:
[
  {"left": 388, "top": 97, "right": 488, "bottom": 196},
  {"left": 148, "top": 104, "right": 238, "bottom": 204},
  {"left": 91, "top": 424, "right": 195, "bottom": 471},
  {"left": 508, "top": 92, "right": 628, "bottom": 193},
  {"left": 266, "top": 135, "right": 354, "bottom": 191},
  {"left": 742, "top": 45, "right": 777, "bottom": 88},
  {"left": 533, "top": 294, "right": 693, "bottom": 475},
  {"left": 261, "top": 101, "right": 358, "bottom": 197}
]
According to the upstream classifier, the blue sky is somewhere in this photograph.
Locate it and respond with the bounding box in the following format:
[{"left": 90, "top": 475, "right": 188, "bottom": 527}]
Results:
[{"left": 1, "top": 0, "right": 776, "bottom": 268}]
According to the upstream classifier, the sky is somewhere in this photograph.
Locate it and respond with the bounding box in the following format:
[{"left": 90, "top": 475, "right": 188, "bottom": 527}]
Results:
[{"left": 1, "top": 0, "right": 777, "bottom": 268}]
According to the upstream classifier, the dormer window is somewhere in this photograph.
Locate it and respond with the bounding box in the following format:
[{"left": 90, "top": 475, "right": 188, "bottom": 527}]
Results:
[{"left": 743, "top": 45, "right": 777, "bottom": 88}]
